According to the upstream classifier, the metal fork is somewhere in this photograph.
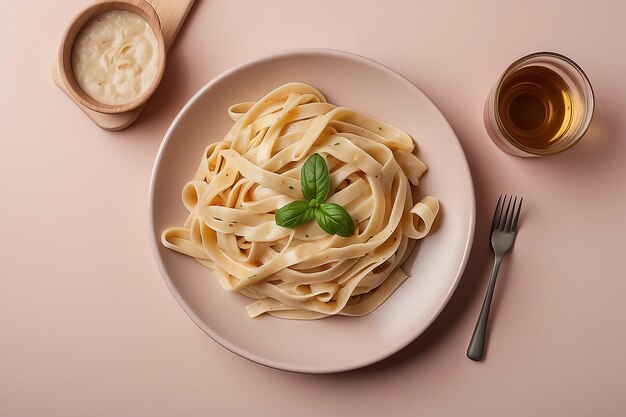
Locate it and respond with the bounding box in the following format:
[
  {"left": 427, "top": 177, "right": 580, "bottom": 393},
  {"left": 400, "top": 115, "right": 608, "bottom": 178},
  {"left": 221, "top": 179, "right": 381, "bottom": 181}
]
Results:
[{"left": 467, "top": 194, "right": 523, "bottom": 361}]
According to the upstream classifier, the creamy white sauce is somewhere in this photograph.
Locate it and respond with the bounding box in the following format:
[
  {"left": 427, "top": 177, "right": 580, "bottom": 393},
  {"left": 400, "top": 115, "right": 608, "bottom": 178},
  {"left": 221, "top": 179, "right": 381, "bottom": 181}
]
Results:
[{"left": 71, "top": 10, "right": 159, "bottom": 105}]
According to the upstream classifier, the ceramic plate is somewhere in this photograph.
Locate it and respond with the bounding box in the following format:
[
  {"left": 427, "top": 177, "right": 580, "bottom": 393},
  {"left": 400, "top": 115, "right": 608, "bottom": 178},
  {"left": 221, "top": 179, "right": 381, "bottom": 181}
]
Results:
[{"left": 149, "top": 49, "right": 475, "bottom": 373}]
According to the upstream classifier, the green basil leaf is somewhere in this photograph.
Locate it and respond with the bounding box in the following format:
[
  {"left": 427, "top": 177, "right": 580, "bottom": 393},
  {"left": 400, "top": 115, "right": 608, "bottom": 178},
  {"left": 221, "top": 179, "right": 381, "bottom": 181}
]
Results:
[
  {"left": 275, "top": 200, "right": 316, "bottom": 229},
  {"left": 301, "top": 153, "right": 330, "bottom": 203},
  {"left": 315, "top": 203, "right": 355, "bottom": 237}
]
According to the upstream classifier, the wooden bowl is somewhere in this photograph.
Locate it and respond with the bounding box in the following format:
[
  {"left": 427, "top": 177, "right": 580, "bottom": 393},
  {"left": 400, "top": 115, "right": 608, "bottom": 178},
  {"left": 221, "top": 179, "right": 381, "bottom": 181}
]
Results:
[{"left": 58, "top": 0, "right": 166, "bottom": 114}]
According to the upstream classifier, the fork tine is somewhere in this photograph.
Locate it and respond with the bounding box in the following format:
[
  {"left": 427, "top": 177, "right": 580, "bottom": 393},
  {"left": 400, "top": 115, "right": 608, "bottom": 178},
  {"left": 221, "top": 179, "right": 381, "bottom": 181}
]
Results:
[
  {"left": 504, "top": 196, "right": 517, "bottom": 232},
  {"left": 511, "top": 197, "right": 523, "bottom": 232},
  {"left": 500, "top": 195, "right": 513, "bottom": 231},
  {"left": 491, "top": 194, "right": 503, "bottom": 231}
]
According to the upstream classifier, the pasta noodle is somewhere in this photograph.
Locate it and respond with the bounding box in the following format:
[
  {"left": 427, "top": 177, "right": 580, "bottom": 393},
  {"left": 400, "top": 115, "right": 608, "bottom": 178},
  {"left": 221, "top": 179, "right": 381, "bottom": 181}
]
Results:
[{"left": 162, "top": 82, "right": 439, "bottom": 319}]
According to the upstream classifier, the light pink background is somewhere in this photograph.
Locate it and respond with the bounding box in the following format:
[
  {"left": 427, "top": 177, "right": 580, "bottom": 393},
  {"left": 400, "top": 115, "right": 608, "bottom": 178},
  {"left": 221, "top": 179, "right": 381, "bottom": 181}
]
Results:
[{"left": 1, "top": 1, "right": 625, "bottom": 416}]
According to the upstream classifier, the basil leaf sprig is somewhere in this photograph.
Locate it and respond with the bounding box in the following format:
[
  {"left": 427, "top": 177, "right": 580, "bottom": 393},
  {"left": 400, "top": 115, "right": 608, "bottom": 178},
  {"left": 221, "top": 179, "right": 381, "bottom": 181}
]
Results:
[{"left": 275, "top": 153, "right": 355, "bottom": 237}]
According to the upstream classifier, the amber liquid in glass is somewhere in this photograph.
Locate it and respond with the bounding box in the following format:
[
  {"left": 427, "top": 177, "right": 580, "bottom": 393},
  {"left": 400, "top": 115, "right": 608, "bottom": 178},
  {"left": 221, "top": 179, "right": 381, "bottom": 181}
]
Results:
[{"left": 497, "top": 66, "right": 573, "bottom": 149}]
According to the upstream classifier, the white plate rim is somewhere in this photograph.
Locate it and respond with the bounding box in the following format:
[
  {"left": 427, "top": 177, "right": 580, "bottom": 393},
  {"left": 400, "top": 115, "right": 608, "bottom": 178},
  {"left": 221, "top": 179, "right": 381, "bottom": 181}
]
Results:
[{"left": 148, "top": 48, "right": 475, "bottom": 373}]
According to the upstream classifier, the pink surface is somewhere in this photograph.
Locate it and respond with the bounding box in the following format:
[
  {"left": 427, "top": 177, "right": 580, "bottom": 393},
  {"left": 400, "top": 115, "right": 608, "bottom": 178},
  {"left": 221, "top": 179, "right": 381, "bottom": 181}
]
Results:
[{"left": 1, "top": 0, "right": 625, "bottom": 415}]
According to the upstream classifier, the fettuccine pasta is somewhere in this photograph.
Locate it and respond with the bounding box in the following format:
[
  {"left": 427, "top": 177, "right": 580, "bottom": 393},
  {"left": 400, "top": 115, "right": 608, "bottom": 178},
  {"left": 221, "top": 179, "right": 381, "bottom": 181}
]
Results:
[{"left": 162, "top": 82, "right": 439, "bottom": 319}]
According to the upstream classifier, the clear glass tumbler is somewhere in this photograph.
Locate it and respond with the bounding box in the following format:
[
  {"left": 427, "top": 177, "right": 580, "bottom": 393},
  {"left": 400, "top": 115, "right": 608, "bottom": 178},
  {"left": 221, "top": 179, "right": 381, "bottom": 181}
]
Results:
[{"left": 484, "top": 52, "right": 594, "bottom": 157}]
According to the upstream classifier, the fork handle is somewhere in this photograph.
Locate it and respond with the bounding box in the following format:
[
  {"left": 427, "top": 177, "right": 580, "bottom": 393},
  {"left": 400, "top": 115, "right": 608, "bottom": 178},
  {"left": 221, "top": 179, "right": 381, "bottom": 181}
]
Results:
[{"left": 467, "top": 256, "right": 503, "bottom": 361}]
